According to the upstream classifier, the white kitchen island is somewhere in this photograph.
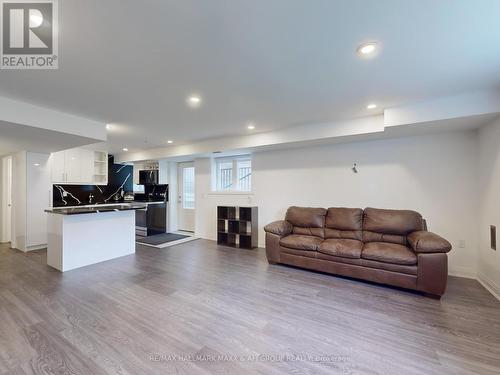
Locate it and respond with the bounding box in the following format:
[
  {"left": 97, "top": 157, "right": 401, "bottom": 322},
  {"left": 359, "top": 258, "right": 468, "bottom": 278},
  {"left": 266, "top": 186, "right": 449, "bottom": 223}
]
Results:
[{"left": 45, "top": 204, "right": 146, "bottom": 272}]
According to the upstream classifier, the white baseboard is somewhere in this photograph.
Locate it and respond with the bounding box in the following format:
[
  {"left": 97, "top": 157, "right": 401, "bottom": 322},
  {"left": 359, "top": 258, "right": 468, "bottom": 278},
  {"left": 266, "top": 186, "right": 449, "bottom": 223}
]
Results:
[
  {"left": 448, "top": 266, "right": 476, "bottom": 279},
  {"left": 477, "top": 273, "right": 500, "bottom": 301},
  {"left": 26, "top": 244, "right": 47, "bottom": 251}
]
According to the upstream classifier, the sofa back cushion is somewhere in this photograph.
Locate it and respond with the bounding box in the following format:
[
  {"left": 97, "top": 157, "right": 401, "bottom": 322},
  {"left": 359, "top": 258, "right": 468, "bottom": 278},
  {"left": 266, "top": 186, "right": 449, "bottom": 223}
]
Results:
[
  {"left": 324, "top": 207, "right": 363, "bottom": 241},
  {"left": 363, "top": 207, "right": 424, "bottom": 245},
  {"left": 285, "top": 206, "right": 327, "bottom": 238}
]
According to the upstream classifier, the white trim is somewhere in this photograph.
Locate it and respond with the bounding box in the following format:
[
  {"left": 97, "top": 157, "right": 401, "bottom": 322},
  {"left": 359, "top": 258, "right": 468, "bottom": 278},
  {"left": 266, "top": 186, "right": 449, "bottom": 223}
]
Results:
[
  {"left": 26, "top": 244, "right": 47, "bottom": 251},
  {"left": 448, "top": 266, "right": 477, "bottom": 279},
  {"left": 477, "top": 272, "right": 500, "bottom": 301},
  {"left": 207, "top": 191, "right": 254, "bottom": 196}
]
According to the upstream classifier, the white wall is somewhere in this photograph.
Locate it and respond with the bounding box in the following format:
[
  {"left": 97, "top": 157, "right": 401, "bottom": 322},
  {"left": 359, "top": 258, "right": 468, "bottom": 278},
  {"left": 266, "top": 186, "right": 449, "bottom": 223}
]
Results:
[
  {"left": 0, "top": 96, "right": 106, "bottom": 141},
  {"left": 195, "top": 131, "right": 479, "bottom": 277},
  {"left": 478, "top": 117, "right": 500, "bottom": 298}
]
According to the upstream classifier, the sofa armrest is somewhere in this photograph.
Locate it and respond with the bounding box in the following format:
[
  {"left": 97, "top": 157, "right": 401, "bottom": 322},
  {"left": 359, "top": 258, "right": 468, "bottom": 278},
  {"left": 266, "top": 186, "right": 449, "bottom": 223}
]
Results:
[
  {"left": 408, "top": 231, "right": 452, "bottom": 254},
  {"left": 264, "top": 220, "right": 292, "bottom": 237}
]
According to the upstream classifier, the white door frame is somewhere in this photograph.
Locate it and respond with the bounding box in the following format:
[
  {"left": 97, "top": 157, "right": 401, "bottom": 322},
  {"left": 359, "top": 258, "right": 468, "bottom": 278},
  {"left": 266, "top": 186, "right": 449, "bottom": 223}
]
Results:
[
  {"left": 1, "top": 156, "right": 13, "bottom": 244},
  {"left": 177, "top": 162, "right": 195, "bottom": 232}
]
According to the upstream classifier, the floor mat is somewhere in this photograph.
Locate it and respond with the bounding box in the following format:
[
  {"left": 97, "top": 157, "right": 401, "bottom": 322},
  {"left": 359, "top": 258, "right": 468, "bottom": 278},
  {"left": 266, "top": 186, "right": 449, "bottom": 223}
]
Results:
[{"left": 136, "top": 233, "right": 190, "bottom": 246}]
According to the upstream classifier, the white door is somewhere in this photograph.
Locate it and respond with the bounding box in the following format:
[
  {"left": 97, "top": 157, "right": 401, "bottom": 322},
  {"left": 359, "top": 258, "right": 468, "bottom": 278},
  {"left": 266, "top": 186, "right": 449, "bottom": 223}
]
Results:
[
  {"left": 177, "top": 162, "right": 195, "bottom": 232},
  {"left": 1, "top": 156, "right": 12, "bottom": 243}
]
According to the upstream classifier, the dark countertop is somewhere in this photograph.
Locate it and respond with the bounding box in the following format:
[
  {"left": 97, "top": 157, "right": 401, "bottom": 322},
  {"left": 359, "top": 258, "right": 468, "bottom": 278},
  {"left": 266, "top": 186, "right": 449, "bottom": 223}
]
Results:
[{"left": 45, "top": 203, "right": 150, "bottom": 215}]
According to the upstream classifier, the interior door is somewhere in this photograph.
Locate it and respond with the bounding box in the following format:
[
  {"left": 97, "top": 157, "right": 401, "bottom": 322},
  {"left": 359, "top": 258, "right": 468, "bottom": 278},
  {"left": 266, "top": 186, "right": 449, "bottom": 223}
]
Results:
[{"left": 177, "top": 162, "right": 195, "bottom": 232}]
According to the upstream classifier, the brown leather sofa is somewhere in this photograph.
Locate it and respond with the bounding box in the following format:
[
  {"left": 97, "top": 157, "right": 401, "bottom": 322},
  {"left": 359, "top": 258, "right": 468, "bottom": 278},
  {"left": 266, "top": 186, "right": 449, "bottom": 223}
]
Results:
[{"left": 264, "top": 207, "right": 452, "bottom": 297}]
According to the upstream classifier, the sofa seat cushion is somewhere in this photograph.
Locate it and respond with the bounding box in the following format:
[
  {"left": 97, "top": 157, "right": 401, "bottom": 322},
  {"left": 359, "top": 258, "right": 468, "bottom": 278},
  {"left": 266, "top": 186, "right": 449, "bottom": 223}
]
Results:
[
  {"left": 318, "top": 239, "right": 363, "bottom": 259},
  {"left": 362, "top": 242, "right": 417, "bottom": 265},
  {"left": 280, "top": 234, "right": 322, "bottom": 251},
  {"left": 360, "top": 259, "right": 417, "bottom": 275},
  {"left": 281, "top": 247, "right": 317, "bottom": 259}
]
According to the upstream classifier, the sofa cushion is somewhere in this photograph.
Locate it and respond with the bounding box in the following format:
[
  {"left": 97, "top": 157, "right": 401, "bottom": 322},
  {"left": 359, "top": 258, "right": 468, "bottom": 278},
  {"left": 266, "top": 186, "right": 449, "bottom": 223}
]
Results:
[
  {"left": 281, "top": 247, "right": 317, "bottom": 259},
  {"left": 360, "top": 259, "right": 418, "bottom": 275},
  {"left": 363, "top": 207, "right": 424, "bottom": 245},
  {"left": 286, "top": 206, "right": 327, "bottom": 238},
  {"left": 318, "top": 238, "right": 363, "bottom": 259},
  {"left": 324, "top": 207, "right": 363, "bottom": 240},
  {"left": 280, "top": 234, "right": 322, "bottom": 251},
  {"left": 362, "top": 242, "right": 417, "bottom": 265}
]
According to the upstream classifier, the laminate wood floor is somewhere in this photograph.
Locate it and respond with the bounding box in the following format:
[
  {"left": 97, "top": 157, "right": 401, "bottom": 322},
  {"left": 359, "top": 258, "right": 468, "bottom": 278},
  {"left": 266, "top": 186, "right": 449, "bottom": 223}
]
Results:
[{"left": 0, "top": 240, "right": 499, "bottom": 375}]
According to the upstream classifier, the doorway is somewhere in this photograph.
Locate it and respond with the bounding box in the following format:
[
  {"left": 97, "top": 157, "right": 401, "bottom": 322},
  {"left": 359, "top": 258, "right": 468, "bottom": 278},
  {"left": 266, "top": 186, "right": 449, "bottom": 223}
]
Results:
[
  {"left": 1, "top": 156, "right": 13, "bottom": 244},
  {"left": 177, "top": 162, "right": 195, "bottom": 232}
]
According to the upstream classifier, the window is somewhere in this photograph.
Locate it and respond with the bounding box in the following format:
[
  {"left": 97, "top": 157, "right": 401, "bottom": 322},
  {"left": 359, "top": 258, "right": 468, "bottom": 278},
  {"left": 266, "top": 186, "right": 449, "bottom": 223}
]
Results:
[
  {"left": 215, "top": 156, "right": 252, "bottom": 192},
  {"left": 182, "top": 166, "right": 195, "bottom": 209}
]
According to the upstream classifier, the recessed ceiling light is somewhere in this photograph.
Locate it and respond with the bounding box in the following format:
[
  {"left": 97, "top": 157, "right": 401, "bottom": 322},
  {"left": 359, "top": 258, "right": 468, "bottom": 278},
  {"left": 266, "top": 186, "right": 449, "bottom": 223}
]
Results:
[
  {"left": 106, "top": 124, "right": 112, "bottom": 130},
  {"left": 187, "top": 95, "right": 202, "bottom": 108},
  {"left": 247, "top": 123, "right": 256, "bottom": 130},
  {"left": 33, "top": 163, "right": 40, "bottom": 167},
  {"left": 367, "top": 103, "right": 377, "bottom": 109},
  {"left": 357, "top": 42, "right": 378, "bottom": 56},
  {"left": 122, "top": 148, "right": 128, "bottom": 152},
  {"left": 167, "top": 140, "right": 173, "bottom": 144}
]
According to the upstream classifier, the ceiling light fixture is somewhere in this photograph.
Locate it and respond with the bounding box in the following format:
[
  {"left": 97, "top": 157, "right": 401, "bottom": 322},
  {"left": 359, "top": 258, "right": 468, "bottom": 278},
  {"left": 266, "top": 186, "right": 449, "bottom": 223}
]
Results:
[
  {"left": 357, "top": 42, "right": 378, "bottom": 56},
  {"left": 187, "top": 95, "right": 202, "bottom": 108},
  {"left": 167, "top": 140, "right": 173, "bottom": 144},
  {"left": 122, "top": 148, "right": 128, "bottom": 152},
  {"left": 106, "top": 124, "right": 112, "bottom": 130},
  {"left": 247, "top": 123, "right": 256, "bottom": 130},
  {"left": 33, "top": 163, "right": 40, "bottom": 167},
  {"left": 367, "top": 103, "right": 377, "bottom": 109}
]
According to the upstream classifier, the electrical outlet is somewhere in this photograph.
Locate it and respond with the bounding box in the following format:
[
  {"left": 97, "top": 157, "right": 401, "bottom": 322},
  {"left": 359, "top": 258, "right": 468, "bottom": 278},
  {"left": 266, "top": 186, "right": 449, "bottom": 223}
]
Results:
[{"left": 458, "top": 240, "right": 466, "bottom": 248}]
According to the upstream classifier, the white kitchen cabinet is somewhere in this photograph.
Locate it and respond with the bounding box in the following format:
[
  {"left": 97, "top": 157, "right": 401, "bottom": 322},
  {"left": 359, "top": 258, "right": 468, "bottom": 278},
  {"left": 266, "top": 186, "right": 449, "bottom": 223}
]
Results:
[
  {"left": 64, "top": 148, "right": 82, "bottom": 182},
  {"left": 51, "top": 148, "right": 108, "bottom": 185},
  {"left": 93, "top": 151, "right": 108, "bottom": 185},
  {"left": 80, "top": 149, "right": 94, "bottom": 183},
  {"left": 51, "top": 151, "right": 66, "bottom": 182}
]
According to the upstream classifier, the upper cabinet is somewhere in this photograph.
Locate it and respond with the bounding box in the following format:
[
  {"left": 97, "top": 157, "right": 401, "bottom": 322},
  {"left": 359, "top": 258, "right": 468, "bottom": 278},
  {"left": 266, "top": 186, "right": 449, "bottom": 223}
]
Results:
[{"left": 51, "top": 148, "right": 108, "bottom": 185}]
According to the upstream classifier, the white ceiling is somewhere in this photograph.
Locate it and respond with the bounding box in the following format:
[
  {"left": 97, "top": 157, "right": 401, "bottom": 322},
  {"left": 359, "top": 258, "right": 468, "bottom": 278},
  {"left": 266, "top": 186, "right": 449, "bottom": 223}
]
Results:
[{"left": 0, "top": 0, "right": 499, "bottom": 153}]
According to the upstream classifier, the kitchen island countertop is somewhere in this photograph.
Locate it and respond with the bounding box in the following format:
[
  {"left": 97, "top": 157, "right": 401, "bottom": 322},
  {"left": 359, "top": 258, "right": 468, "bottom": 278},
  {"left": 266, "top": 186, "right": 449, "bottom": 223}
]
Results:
[{"left": 45, "top": 203, "right": 149, "bottom": 215}]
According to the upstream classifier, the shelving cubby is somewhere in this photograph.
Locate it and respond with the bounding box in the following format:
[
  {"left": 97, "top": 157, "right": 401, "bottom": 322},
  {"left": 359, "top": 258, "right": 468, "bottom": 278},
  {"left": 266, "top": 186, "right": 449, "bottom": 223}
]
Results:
[{"left": 216, "top": 206, "right": 258, "bottom": 249}]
